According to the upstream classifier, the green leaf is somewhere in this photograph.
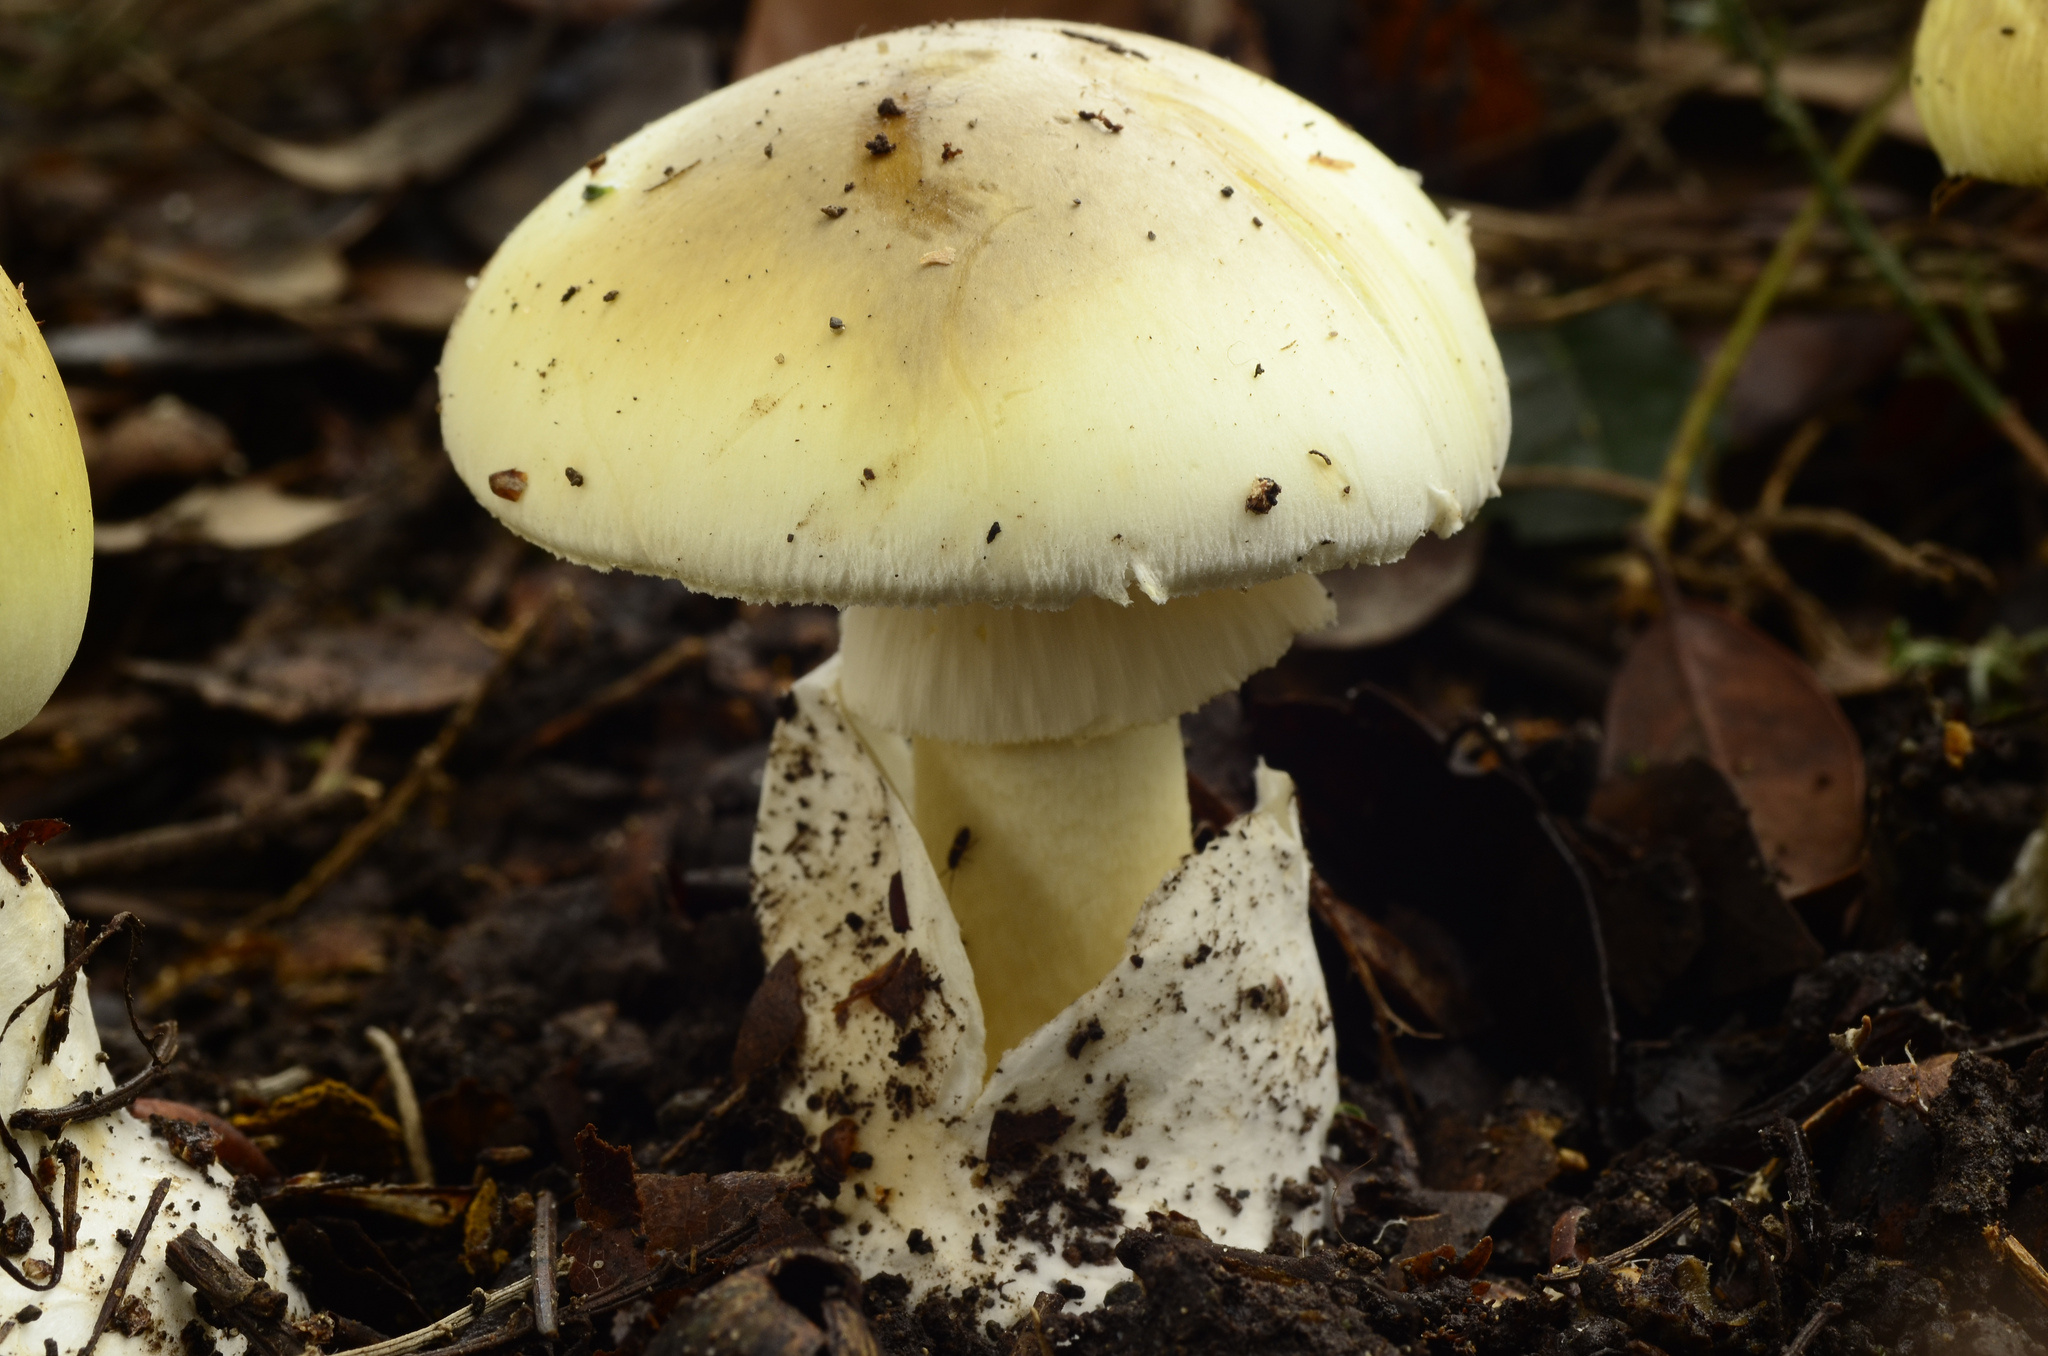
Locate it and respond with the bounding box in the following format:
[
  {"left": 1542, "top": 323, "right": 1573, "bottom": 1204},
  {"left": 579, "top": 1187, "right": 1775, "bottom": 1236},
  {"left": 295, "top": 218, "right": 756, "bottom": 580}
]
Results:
[{"left": 1485, "top": 301, "right": 1705, "bottom": 544}]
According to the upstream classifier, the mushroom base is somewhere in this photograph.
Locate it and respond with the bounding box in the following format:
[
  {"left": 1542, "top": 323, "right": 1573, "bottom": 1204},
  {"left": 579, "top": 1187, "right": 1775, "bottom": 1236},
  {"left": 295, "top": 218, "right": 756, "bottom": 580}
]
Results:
[
  {"left": 3, "top": 842, "right": 301, "bottom": 1356},
  {"left": 751, "top": 659, "right": 1336, "bottom": 1317},
  {"left": 912, "top": 722, "right": 1192, "bottom": 1067}
]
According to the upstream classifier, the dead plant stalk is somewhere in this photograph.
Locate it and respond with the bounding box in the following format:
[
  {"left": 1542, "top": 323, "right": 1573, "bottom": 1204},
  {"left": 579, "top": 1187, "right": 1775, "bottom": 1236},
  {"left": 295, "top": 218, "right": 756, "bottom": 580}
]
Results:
[
  {"left": 1718, "top": 0, "right": 2048, "bottom": 486},
  {"left": 249, "top": 587, "right": 561, "bottom": 928},
  {"left": 1642, "top": 51, "right": 1908, "bottom": 552}
]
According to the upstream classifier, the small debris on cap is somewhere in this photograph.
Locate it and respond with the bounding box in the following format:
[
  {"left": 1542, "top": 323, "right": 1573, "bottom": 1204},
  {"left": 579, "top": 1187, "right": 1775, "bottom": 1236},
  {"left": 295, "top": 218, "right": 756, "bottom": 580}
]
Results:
[
  {"left": 863, "top": 468, "right": 876, "bottom": 480},
  {"left": 1221, "top": 185, "right": 1234, "bottom": 197},
  {"left": 764, "top": 143, "right": 773, "bottom": 158},
  {"left": 1253, "top": 363, "right": 1264, "bottom": 377},
  {"left": 986, "top": 521, "right": 1002, "bottom": 543},
  {"left": 489, "top": 470, "right": 529, "bottom": 502},
  {"left": 1252, "top": 216, "right": 1263, "bottom": 227},
  {"left": 565, "top": 468, "right": 585, "bottom": 487},
  {"left": 1147, "top": 231, "right": 1155, "bottom": 240},
  {"left": 822, "top": 205, "right": 848, "bottom": 219},
  {"left": 844, "top": 182, "right": 855, "bottom": 192},
  {"left": 586, "top": 153, "right": 607, "bottom": 173},
  {"left": 865, "top": 134, "right": 895, "bottom": 156},
  {"left": 1245, "top": 478, "right": 1281, "bottom": 514},
  {"left": 942, "top": 142, "right": 963, "bottom": 161},
  {"left": 877, "top": 97, "right": 904, "bottom": 117},
  {"left": 921, "top": 248, "right": 956, "bottom": 266},
  {"left": 1077, "top": 109, "right": 1124, "bottom": 133},
  {"left": 582, "top": 184, "right": 613, "bottom": 202},
  {"left": 602, "top": 290, "right": 619, "bottom": 301},
  {"left": 1308, "top": 449, "right": 1332, "bottom": 465},
  {"left": 829, "top": 317, "right": 845, "bottom": 331},
  {"left": 560, "top": 285, "right": 580, "bottom": 303}
]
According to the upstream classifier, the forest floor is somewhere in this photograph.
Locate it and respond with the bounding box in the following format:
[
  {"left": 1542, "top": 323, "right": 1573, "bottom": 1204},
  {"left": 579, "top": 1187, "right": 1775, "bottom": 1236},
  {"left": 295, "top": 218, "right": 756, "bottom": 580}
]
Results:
[{"left": 6, "top": 0, "right": 2048, "bottom": 1352}]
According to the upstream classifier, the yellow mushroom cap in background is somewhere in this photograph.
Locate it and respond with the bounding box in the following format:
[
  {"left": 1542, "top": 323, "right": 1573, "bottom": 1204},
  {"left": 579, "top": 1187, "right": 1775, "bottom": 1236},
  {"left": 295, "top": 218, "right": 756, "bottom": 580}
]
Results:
[
  {"left": 439, "top": 19, "right": 1508, "bottom": 610},
  {"left": 1, "top": 266, "right": 93, "bottom": 739},
  {"left": 1914, "top": 0, "right": 2048, "bottom": 187}
]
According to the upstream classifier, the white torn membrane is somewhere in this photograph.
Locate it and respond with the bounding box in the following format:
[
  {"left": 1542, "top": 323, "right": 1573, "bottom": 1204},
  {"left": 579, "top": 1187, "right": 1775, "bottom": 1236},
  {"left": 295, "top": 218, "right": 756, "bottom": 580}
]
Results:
[
  {"left": 753, "top": 660, "right": 1335, "bottom": 1316},
  {"left": 1, "top": 852, "right": 300, "bottom": 1356}
]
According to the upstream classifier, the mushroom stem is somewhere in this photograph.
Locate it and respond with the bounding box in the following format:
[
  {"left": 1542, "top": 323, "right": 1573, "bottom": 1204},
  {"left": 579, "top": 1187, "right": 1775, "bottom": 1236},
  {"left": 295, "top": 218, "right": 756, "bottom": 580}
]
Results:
[{"left": 912, "top": 721, "right": 1191, "bottom": 1065}]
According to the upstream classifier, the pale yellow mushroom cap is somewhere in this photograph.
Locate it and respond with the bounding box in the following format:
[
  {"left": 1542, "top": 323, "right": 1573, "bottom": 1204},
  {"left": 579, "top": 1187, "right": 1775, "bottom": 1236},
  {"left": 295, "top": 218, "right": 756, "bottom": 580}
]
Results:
[
  {"left": 439, "top": 19, "right": 1507, "bottom": 609},
  {"left": 1914, "top": 0, "right": 2048, "bottom": 187},
  {"left": 1, "top": 266, "right": 92, "bottom": 739}
]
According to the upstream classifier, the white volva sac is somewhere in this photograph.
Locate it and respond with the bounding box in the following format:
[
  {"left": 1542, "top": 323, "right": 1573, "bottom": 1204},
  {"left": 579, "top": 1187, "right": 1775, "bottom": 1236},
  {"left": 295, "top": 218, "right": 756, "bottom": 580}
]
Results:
[
  {"left": 752, "top": 660, "right": 1334, "bottom": 1312},
  {"left": 2, "top": 261, "right": 300, "bottom": 1356},
  {"left": 0, "top": 858, "right": 300, "bottom": 1356}
]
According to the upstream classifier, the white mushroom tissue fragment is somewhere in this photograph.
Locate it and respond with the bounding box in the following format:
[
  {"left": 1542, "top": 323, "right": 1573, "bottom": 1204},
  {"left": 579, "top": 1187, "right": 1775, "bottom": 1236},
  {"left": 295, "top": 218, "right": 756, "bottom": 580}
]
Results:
[
  {"left": 751, "top": 660, "right": 1335, "bottom": 1315},
  {"left": 2, "top": 848, "right": 301, "bottom": 1356}
]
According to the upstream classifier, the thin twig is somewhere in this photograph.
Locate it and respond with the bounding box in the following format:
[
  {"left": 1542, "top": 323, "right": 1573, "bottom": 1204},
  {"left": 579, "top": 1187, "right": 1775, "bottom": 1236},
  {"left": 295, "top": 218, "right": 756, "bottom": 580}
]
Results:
[
  {"left": 0, "top": 1131, "right": 75, "bottom": 1292},
  {"left": 80, "top": 1177, "right": 172, "bottom": 1356},
  {"left": 1643, "top": 48, "right": 1907, "bottom": 551},
  {"left": 1782, "top": 1301, "right": 1843, "bottom": 1356},
  {"left": 1309, "top": 877, "right": 1422, "bottom": 1124},
  {"left": 7, "top": 913, "right": 182, "bottom": 1134},
  {"left": 531, "top": 1190, "right": 559, "bottom": 1339},
  {"left": 342, "top": 1277, "right": 535, "bottom": 1356},
  {"left": 1503, "top": 463, "right": 1717, "bottom": 517},
  {"left": 654, "top": 1080, "right": 751, "bottom": 1170},
  {"left": 249, "top": 590, "right": 559, "bottom": 928},
  {"left": 1988, "top": 1223, "right": 2048, "bottom": 1312},
  {"left": 366, "top": 1026, "right": 433, "bottom": 1186},
  {"left": 512, "top": 634, "right": 708, "bottom": 760},
  {"left": 1545, "top": 1203, "right": 1702, "bottom": 1280},
  {"left": 1751, "top": 507, "right": 1996, "bottom": 589},
  {"left": 1757, "top": 418, "right": 1830, "bottom": 514},
  {"left": 410, "top": 1308, "right": 532, "bottom": 1356},
  {"left": 1718, "top": 0, "right": 2048, "bottom": 485},
  {"left": 1505, "top": 464, "right": 1991, "bottom": 589},
  {"left": 1487, "top": 258, "right": 1692, "bottom": 326},
  {"left": 30, "top": 786, "right": 370, "bottom": 883}
]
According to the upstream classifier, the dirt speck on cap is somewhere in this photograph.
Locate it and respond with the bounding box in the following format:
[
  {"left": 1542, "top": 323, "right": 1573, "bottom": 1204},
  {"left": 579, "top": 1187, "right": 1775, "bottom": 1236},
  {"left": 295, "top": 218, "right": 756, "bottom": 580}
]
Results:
[{"left": 488, "top": 470, "right": 528, "bottom": 501}]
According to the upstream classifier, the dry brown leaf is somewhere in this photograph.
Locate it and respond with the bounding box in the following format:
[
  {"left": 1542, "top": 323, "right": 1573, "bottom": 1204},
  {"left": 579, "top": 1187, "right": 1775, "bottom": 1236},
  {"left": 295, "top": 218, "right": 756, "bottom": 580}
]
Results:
[
  {"left": 130, "top": 29, "right": 544, "bottom": 194},
  {"left": 95, "top": 481, "right": 363, "bottom": 554},
  {"left": 83, "top": 394, "right": 243, "bottom": 496},
  {"left": 133, "top": 240, "right": 347, "bottom": 314},
  {"left": 1299, "top": 531, "right": 1484, "bottom": 650},
  {"left": 1598, "top": 601, "right": 1866, "bottom": 899},
  {"left": 124, "top": 612, "right": 501, "bottom": 723},
  {"left": 1642, "top": 39, "right": 1925, "bottom": 144},
  {"left": 351, "top": 260, "right": 473, "bottom": 331}
]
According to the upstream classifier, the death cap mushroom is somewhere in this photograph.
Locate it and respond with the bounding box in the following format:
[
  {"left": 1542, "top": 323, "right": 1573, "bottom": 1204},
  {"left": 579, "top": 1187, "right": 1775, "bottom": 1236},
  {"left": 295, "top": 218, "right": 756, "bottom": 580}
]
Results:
[
  {"left": 437, "top": 19, "right": 1510, "bottom": 613},
  {"left": 1914, "top": 0, "right": 2048, "bottom": 187},
  {"left": 1, "top": 266, "right": 93, "bottom": 739}
]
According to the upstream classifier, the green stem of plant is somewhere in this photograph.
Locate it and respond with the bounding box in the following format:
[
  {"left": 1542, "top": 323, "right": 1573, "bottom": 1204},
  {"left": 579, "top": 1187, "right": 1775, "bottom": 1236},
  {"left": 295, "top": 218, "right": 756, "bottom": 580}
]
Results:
[
  {"left": 1716, "top": 0, "right": 2048, "bottom": 486},
  {"left": 1642, "top": 54, "right": 1905, "bottom": 553}
]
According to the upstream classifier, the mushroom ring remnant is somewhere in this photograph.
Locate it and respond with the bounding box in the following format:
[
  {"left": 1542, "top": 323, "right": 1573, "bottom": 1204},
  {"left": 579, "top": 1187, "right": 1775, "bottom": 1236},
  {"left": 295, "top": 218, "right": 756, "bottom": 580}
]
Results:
[
  {"left": 1, "top": 849, "right": 302, "bottom": 1356},
  {"left": 752, "top": 659, "right": 1335, "bottom": 1312}
]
